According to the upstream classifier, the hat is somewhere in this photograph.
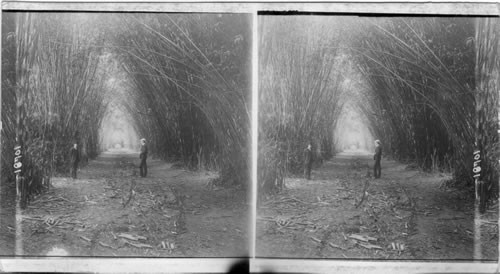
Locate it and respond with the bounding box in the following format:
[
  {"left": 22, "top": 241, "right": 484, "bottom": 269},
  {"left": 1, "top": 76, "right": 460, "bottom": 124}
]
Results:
[
  {"left": 140, "top": 138, "right": 146, "bottom": 143},
  {"left": 375, "top": 139, "right": 381, "bottom": 144}
]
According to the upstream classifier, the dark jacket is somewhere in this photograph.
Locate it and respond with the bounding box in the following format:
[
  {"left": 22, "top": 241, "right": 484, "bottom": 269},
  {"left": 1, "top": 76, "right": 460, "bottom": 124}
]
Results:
[
  {"left": 374, "top": 145, "right": 382, "bottom": 161},
  {"left": 140, "top": 144, "right": 148, "bottom": 160},
  {"left": 304, "top": 147, "right": 313, "bottom": 167},
  {"left": 70, "top": 147, "right": 80, "bottom": 164}
]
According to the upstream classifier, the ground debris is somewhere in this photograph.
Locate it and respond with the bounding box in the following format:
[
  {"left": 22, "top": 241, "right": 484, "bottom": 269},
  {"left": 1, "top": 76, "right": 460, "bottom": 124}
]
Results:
[
  {"left": 117, "top": 233, "right": 147, "bottom": 241},
  {"left": 23, "top": 214, "right": 85, "bottom": 231},
  {"left": 124, "top": 240, "right": 153, "bottom": 249},
  {"left": 390, "top": 242, "right": 405, "bottom": 251},
  {"left": 309, "top": 236, "right": 322, "bottom": 243},
  {"left": 159, "top": 240, "right": 176, "bottom": 250},
  {"left": 328, "top": 242, "right": 346, "bottom": 250},
  {"left": 481, "top": 220, "right": 498, "bottom": 226},
  {"left": 358, "top": 242, "right": 383, "bottom": 250},
  {"left": 98, "top": 241, "right": 115, "bottom": 249},
  {"left": 122, "top": 180, "right": 137, "bottom": 208},
  {"left": 79, "top": 235, "right": 91, "bottom": 242},
  {"left": 19, "top": 152, "right": 246, "bottom": 257},
  {"left": 263, "top": 196, "right": 311, "bottom": 206},
  {"left": 30, "top": 195, "right": 76, "bottom": 205},
  {"left": 259, "top": 215, "right": 319, "bottom": 231},
  {"left": 348, "top": 234, "right": 377, "bottom": 242},
  {"left": 355, "top": 180, "right": 370, "bottom": 208}
]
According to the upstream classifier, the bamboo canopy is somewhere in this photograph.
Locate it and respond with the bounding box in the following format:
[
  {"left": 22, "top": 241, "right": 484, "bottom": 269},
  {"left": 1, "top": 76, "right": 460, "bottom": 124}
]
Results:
[
  {"left": 1, "top": 13, "right": 252, "bottom": 207},
  {"left": 354, "top": 17, "right": 498, "bottom": 195},
  {"left": 113, "top": 13, "right": 252, "bottom": 185},
  {"left": 259, "top": 16, "right": 499, "bottom": 204}
]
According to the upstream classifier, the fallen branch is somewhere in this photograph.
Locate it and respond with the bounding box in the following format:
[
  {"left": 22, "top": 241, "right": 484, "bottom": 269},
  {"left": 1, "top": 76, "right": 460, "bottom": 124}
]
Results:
[
  {"left": 124, "top": 240, "right": 153, "bottom": 249},
  {"left": 328, "top": 242, "right": 345, "bottom": 250},
  {"left": 79, "top": 235, "right": 91, "bottom": 242},
  {"left": 481, "top": 220, "right": 499, "bottom": 226},
  {"left": 309, "top": 236, "right": 322, "bottom": 243},
  {"left": 118, "top": 233, "right": 147, "bottom": 241},
  {"left": 98, "top": 241, "right": 115, "bottom": 249},
  {"left": 398, "top": 183, "right": 414, "bottom": 208},
  {"left": 355, "top": 180, "right": 370, "bottom": 208},
  {"left": 358, "top": 242, "right": 383, "bottom": 250},
  {"left": 342, "top": 232, "right": 347, "bottom": 241},
  {"left": 348, "top": 234, "right": 377, "bottom": 242},
  {"left": 122, "top": 180, "right": 137, "bottom": 208},
  {"left": 22, "top": 216, "right": 44, "bottom": 222},
  {"left": 55, "top": 196, "right": 76, "bottom": 203},
  {"left": 257, "top": 216, "right": 275, "bottom": 222}
]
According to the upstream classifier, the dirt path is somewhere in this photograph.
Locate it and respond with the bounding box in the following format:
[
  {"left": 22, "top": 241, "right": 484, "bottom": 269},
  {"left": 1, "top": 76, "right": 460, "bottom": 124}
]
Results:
[
  {"left": 18, "top": 149, "right": 248, "bottom": 257},
  {"left": 257, "top": 150, "right": 498, "bottom": 260}
]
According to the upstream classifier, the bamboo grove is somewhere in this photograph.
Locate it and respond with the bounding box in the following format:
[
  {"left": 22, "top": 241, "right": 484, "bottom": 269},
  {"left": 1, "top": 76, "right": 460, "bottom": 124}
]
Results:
[
  {"left": 113, "top": 13, "right": 252, "bottom": 186},
  {"left": 259, "top": 16, "right": 499, "bottom": 204},
  {"left": 1, "top": 13, "right": 252, "bottom": 207},
  {"left": 354, "top": 17, "right": 499, "bottom": 201},
  {"left": 2, "top": 13, "right": 108, "bottom": 207},
  {"left": 259, "top": 17, "right": 347, "bottom": 194}
]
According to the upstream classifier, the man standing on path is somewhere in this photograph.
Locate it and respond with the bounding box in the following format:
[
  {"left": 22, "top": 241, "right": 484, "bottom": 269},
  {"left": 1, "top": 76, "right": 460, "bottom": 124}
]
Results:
[
  {"left": 373, "top": 139, "right": 382, "bottom": 179},
  {"left": 139, "top": 138, "right": 148, "bottom": 177},
  {"left": 69, "top": 143, "right": 80, "bottom": 179},
  {"left": 304, "top": 143, "right": 313, "bottom": 180}
]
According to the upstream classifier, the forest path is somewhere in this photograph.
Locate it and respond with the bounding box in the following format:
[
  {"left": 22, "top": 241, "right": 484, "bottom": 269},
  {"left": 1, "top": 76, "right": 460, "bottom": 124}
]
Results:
[
  {"left": 257, "top": 150, "right": 498, "bottom": 259},
  {"left": 18, "top": 149, "right": 248, "bottom": 257}
]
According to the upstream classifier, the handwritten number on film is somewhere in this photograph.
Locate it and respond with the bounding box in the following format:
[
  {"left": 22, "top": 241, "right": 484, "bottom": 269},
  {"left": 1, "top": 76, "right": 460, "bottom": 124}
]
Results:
[
  {"left": 14, "top": 145, "right": 22, "bottom": 173},
  {"left": 473, "top": 150, "right": 481, "bottom": 199}
]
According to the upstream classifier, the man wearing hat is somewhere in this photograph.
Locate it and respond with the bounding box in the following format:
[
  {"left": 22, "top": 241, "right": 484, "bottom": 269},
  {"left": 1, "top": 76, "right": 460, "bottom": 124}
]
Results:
[
  {"left": 139, "top": 138, "right": 148, "bottom": 177},
  {"left": 69, "top": 143, "right": 80, "bottom": 179},
  {"left": 303, "top": 143, "right": 313, "bottom": 180},
  {"left": 373, "top": 139, "right": 382, "bottom": 178}
]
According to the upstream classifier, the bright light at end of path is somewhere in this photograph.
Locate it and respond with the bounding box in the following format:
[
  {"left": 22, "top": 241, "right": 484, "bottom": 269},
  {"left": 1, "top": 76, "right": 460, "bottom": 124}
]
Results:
[
  {"left": 336, "top": 103, "right": 374, "bottom": 153},
  {"left": 100, "top": 106, "right": 139, "bottom": 151}
]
